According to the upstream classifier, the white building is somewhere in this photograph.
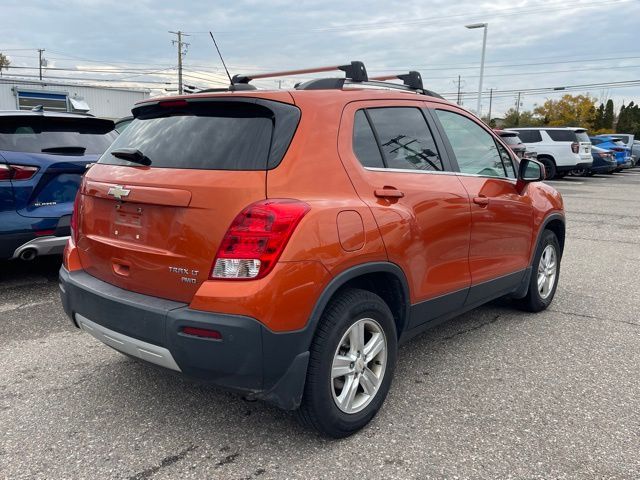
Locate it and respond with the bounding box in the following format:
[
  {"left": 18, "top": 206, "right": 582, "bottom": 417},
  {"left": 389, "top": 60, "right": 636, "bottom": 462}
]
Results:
[{"left": 0, "top": 77, "right": 150, "bottom": 119}]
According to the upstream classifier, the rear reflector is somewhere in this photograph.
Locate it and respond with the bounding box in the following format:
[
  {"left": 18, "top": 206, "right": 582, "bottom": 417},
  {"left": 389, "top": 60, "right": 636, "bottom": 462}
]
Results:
[
  {"left": 34, "top": 229, "right": 56, "bottom": 237},
  {"left": 211, "top": 199, "right": 310, "bottom": 280},
  {"left": 181, "top": 326, "right": 222, "bottom": 340}
]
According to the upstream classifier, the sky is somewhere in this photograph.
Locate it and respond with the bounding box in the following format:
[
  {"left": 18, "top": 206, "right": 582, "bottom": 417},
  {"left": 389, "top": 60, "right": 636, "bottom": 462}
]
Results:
[{"left": 2, "top": 0, "right": 640, "bottom": 117}]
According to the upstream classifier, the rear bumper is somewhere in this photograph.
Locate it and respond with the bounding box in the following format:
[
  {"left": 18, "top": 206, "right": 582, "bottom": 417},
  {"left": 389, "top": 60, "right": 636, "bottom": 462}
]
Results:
[
  {"left": 59, "top": 267, "right": 310, "bottom": 410},
  {"left": 12, "top": 235, "right": 68, "bottom": 259}
]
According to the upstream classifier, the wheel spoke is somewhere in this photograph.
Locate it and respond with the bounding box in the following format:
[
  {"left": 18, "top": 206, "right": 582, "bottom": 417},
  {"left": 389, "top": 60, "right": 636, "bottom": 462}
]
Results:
[
  {"left": 363, "top": 332, "right": 384, "bottom": 360},
  {"left": 360, "top": 367, "right": 379, "bottom": 395},
  {"left": 349, "top": 321, "right": 365, "bottom": 353},
  {"left": 332, "top": 354, "right": 354, "bottom": 379},
  {"left": 337, "top": 374, "right": 359, "bottom": 411}
]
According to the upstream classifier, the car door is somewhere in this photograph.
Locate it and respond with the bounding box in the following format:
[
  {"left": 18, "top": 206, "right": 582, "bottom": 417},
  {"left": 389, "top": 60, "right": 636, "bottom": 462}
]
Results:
[
  {"left": 338, "top": 100, "right": 472, "bottom": 329},
  {"left": 430, "top": 107, "right": 534, "bottom": 303}
]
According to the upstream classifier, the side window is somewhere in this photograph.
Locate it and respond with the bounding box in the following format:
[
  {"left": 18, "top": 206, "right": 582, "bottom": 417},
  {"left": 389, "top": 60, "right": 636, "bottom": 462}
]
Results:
[
  {"left": 367, "top": 107, "right": 444, "bottom": 171},
  {"left": 546, "top": 130, "right": 577, "bottom": 142},
  {"left": 517, "top": 130, "right": 542, "bottom": 143},
  {"left": 436, "top": 109, "right": 509, "bottom": 178},
  {"left": 353, "top": 110, "right": 384, "bottom": 168},
  {"left": 496, "top": 142, "right": 516, "bottom": 178}
]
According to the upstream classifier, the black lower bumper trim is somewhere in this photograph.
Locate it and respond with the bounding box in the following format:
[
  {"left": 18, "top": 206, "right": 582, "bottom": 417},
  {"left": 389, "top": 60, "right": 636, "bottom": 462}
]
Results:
[{"left": 59, "top": 267, "right": 310, "bottom": 410}]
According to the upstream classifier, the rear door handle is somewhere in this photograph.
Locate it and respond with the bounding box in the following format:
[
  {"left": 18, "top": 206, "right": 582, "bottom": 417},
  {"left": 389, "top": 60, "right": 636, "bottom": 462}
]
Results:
[
  {"left": 374, "top": 187, "right": 404, "bottom": 199},
  {"left": 473, "top": 196, "right": 489, "bottom": 207}
]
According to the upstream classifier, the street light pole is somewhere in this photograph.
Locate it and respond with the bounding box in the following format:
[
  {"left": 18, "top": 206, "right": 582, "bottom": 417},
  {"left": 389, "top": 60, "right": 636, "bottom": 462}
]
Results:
[{"left": 465, "top": 22, "right": 488, "bottom": 117}]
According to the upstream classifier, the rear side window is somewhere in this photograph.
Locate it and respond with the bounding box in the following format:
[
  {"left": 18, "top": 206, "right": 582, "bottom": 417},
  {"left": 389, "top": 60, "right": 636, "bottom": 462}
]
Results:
[
  {"left": 365, "top": 107, "right": 443, "bottom": 171},
  {"left": 546, "top": 130, "right": 577, "bottom": 142},
  {"left": 0, "top": 116, "right": 116, "bottom": 154},
  {"left": 353, "top": 110, "right": 384, "bottom": 168},
  {"left": 100, "top": 100, "right": 300, "bottom": 170},
  {"left": 514, "top": 130, "right": 542, "bottom": 143}
]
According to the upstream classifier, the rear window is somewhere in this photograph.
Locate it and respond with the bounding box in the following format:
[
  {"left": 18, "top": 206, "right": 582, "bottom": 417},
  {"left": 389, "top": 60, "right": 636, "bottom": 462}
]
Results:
[
  {"left": 500, "top": 134, "right": 521, "bottom": 146},
  {"left": 574, "top": 131, "right": 590, "bottom": 143},
  {"left": 615, "top": 135, "right": 630, "bottom": 144},
  {"left": 0, "top": 116, "right": 116, "bottom": 154},
  {"left": 100, "top": 100, "right": 300, "bottom": 171},
  {"left": 513, "top": 130, "right": 542, "bottom": 143},
  {"left": 546, "top": 130, "right": 577, "bottom": 142}
]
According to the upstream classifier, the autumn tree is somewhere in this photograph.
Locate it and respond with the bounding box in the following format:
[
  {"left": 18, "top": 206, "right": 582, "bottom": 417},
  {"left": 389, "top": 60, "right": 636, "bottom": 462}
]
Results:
[
  {"left": 533, "top": 94, "right": 597, "bottom": 128},
  {"left": 500, "top": 107, "right": 543, "bottom": 128}
]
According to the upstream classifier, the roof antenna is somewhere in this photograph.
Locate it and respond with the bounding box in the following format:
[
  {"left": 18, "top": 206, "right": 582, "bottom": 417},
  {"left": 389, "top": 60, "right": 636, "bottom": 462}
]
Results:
[{"left": 209, "top": 31, "right": 233, "bottom": 84}]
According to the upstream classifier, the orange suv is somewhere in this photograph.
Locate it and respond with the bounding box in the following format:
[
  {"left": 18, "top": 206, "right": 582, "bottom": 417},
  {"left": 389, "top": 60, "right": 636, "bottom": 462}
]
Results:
[{"left": 59, "top": 62, "right": 565, "bottom": 438}]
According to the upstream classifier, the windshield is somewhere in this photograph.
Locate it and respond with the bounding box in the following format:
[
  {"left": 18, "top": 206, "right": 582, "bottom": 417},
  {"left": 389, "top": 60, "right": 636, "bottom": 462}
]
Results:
[{"left": 0, "top": 116, "right": 116, "bottom": 154}]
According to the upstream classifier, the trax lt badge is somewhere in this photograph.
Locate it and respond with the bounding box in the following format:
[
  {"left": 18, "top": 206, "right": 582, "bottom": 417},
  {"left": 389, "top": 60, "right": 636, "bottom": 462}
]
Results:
[
  {"left": 108, "top": 185, "right": 131, "bottom": 200},
  {"left": 169, "top": 266, "right": 199, "bottom": 285}
]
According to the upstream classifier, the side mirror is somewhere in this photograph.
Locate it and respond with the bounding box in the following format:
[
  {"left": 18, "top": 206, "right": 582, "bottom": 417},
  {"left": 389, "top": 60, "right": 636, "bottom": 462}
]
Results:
[{"left": 518, "top": 158, "right": 545, "bottom": 182}]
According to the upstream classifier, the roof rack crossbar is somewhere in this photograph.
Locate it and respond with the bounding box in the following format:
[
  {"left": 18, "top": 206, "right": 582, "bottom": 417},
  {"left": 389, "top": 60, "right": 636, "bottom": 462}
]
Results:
[
  {"left": 370, "top": 71, "right": 423, "bottom": 91},
  {"left": 231, "top": 61, "right": 368, "bottom": 85}
]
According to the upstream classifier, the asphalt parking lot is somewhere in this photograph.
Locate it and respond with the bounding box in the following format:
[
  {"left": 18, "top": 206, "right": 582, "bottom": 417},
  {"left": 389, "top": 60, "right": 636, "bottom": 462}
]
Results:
[{"left": 1, "top": 171, "right": 639, "bottom": 480}]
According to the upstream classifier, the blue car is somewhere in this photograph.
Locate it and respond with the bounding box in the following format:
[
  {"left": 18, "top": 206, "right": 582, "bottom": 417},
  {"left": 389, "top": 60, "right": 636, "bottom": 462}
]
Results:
[
  {"left": 590, "top": 136, "right": 633, "bottom": 170},
  {"left": 1, "top": 110, "right": 116, "bottom": 261},
  {"left": 585, "top": 145, "right": 618, "bottom": 175}
]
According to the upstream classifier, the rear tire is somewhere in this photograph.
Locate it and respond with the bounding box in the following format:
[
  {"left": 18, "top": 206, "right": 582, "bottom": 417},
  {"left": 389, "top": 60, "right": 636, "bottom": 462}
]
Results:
[
  {"left": 296, "top": 288, "right": 397, "bottom": 438},
  {"left": 516, "top": 230, "right": 561, "bottom": 312},
  {"left": 538, "top": 157, "right": 557, "bottom": 180}
]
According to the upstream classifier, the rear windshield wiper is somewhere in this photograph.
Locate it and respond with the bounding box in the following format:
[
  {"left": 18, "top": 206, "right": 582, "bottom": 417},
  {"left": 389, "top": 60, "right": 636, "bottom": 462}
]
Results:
[
  {"left": 41, "top": 146, "right": 87, "bottom": 155},
  {"left": 110, "top": 148, "right": 152, "bottom": 166}
]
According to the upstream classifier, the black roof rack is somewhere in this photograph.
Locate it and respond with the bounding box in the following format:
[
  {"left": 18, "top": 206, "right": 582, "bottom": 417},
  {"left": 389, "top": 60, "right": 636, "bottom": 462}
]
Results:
[
  {"left": 231, "top": 61, "right": 368, "bottom": 85},
  {"left": 194, "top": 61, "right": 444, "bottom": 99}
]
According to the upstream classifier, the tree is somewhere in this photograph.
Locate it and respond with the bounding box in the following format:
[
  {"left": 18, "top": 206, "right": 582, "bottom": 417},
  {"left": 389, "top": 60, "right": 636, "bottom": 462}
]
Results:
[
  {"left": 603, "top": 99, "right": 615, "bottom": 130},
  {"left": 593, "top": 103, "right": 605, "bottom": 130},
  {"left": 0, "top": 52, "right": 9, "bottom": 73},
  {"left": 617, "top": 101, "right": 640, "bottom": 135},
  {"left": 533, "top": 94, "right": 597, "bottom": 128},
  {"left": 500, "top": 107, "right": 543, "bottom": 128}
]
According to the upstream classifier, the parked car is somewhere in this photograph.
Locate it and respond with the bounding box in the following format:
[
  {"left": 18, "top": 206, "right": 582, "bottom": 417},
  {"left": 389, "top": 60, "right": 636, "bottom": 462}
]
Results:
[
  {"left": 506, "top": 127, "right": 592, "bottom": 179},
  {"left": 1, "top": 110, "right": 116, "bottom": 261},
  {"left": 494, "top": 129, "right": 536, "bottom": 159},
  {"left": 590, "top": 136, "right": 633, "bottom": 170},
  {"left": 584, "top": 146, "right": 618, "bottom": 175},
  {"left": 59, "top": 63, "right": 565, "bottom": 438},
  {"left": 632, "top": 141, "right": 640, "bottom": 165},
  {"left": 596, "top": 134, "right": 636, "bottom": 167}
]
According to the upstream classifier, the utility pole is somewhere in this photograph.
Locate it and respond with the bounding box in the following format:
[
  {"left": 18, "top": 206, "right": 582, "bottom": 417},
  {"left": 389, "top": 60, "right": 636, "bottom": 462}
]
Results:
[
  {"left": 38, "top": 49, "right": 45, "bottom": 80},
  {"left": 169, "top": 31, "right": 190, "bottom": 94},
  {"left": 515, "top": 91, "right": 522, "bottom": 125},
  {"left": 457, "top": 75, "right": 462, "bottom": 105},
  {"left": 487, "top": 88, "right": 493, "bottom": 125}
]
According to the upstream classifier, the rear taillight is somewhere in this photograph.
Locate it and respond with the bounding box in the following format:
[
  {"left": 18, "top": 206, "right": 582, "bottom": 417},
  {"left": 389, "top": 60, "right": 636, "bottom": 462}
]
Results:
[
  {"left": 613, "top": 147, "right": 624, "bottom": 152},
  {"left": 70, "top": 193, "right": 81, "bottom": 244},
  {"left": 0, "top": 164, "right": 39, "bottom": 181},
  {"left": 210, "top": 199, "right": 310, "bottom": 280},
  {"left": 571, "top": 142, "right": 579, "bottom": 154}
]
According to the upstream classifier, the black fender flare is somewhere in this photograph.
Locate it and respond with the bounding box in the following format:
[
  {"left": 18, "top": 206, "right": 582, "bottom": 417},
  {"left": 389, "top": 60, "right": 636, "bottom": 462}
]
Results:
[{"left": 304, "top": 262, "right": 411, "bottom": 346}]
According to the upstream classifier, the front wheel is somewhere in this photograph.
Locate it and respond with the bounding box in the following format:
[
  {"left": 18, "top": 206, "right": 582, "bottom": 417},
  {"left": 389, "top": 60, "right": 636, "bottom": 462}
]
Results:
[
  {"left": 516, "top": 230, "right": 561, "bottom": 312},
  {"left": 296, "top": 288, "right": 397, "bottom": 438},
  {"left": 538, "top": 157, "right": 557, "bottom": 179}
]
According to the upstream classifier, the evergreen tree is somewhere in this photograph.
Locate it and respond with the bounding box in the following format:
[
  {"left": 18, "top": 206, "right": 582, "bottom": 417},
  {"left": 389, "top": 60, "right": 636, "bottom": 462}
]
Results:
[
  {"left": 603, "top": 99, "right": 615, "bottom": 130},
  {"left": 594, "top": 103, "right": 605, "bottom": 130}
]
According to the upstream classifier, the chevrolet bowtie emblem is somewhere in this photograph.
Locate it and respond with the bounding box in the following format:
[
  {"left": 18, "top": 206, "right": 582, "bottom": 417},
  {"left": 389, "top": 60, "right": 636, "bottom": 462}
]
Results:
[{"left": 107, "top": 185, "right": 131, "bottom": 200}]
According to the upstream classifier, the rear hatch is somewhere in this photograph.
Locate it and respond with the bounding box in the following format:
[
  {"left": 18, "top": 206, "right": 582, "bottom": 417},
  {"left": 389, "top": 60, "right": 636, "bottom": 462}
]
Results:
[
  {"left": 0, "top": 114, "right": 115, "bottom": 219},
  {"left": 573, "top": 129, "right": 592, "bottom": 159},
  {"left": 76, "top": 95, "right": 300, "bottom": 303}
]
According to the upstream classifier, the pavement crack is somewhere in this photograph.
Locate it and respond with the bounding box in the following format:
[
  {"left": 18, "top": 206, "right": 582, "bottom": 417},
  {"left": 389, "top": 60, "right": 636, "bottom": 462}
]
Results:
[
  {"left": 128, "top": 445, "right": 197, "bottom": 480},
  {"left": 441, "top": 314, "right": 502, "bottom": 341},
  {"left": 215, "top": 452, "right": 240, "bottom": 468},
  {"left": 549, "top": 309, "right": 639, "bottom": 328}
]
